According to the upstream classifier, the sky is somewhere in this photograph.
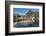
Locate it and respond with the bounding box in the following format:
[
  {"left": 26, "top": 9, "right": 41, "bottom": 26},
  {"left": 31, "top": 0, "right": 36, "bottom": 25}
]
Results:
[{"left": 13, "top": 8, "right": 39, "bottom": 15}]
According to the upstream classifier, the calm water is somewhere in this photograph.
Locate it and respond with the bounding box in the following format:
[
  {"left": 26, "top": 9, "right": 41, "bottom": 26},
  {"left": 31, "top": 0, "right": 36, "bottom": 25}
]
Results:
[{"left": 14, "top": 22, "right": 39, "bottom": 28}]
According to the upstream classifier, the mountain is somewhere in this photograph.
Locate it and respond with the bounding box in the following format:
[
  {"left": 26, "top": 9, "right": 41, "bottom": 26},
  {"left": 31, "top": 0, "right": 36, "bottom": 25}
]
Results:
[{"left": 26, "top": 10, "right": 39, "bottom": 17}]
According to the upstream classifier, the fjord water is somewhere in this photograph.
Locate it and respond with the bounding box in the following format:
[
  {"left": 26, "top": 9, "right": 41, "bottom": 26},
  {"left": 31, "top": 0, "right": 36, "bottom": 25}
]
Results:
[{"left": 14, "top": 21, "right": 39, "bottom": 28}]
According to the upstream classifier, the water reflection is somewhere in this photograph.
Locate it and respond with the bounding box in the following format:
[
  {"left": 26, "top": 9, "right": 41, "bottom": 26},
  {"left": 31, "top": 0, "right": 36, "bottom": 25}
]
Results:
[{"left": 14, "top": 21, "right": 39, "bottom": 28}]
